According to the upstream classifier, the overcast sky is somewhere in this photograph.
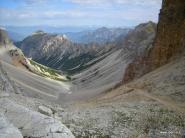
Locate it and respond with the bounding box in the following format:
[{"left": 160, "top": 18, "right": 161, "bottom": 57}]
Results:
[{"left": 0, "top": 0, "right": 162, "bottom": 27}]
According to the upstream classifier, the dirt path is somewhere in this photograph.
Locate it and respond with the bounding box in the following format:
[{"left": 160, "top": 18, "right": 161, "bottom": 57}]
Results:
[
  {"left": 136, "top": 88, "right": 185, "bottom": 113},
  {"left": 85, "top": 86, "right": 185, "bottom": 113}
]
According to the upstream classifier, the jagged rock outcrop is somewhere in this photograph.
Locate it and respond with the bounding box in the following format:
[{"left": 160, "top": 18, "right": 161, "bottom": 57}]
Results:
[
  {"left": 150, "top": 0, "right": 185, "bottom": 69},
  {"left": 123, "top": 0, "right": 185, "bottom": 83}
]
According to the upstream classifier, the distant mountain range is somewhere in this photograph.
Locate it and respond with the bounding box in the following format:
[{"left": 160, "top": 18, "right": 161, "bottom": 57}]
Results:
[
  {"left": 4, "top": 26, "right": 131, "bottom": 44},
  {"left": 7, "top": 31, "right": 25, "bottom": 42},
  {"left": 66, "top": 27, "right": 130, "bottom": 44},
  {"left": 3, "top": 26, "right": 96, "bottom": 42}
]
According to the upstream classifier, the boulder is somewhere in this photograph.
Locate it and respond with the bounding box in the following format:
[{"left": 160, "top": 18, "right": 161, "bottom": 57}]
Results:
[
  {"left": 38, "top": 105, "right": 53, "bottom": 116},
  {"left": 0, "top": 98, "right": 75, "bottom": 138}
]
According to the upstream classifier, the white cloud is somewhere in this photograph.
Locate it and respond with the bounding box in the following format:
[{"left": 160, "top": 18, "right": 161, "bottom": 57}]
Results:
[
  {"left": 0, "top": 0, "right": 162, "bottom": 26},
  {"left": 13, "top": 0, "right": 48, "bottom": 5},
  {"left": 68, "top": 0, "right": 162, "bottom": 6}
]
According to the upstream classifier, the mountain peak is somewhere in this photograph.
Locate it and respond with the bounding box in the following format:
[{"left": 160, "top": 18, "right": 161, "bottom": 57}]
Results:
[
  {"left": 0, "top": 26, "right": 6, "bottom": 30},
  {"left": 32, "top": 30, "right": 46, "bottom": 35},
  {"left": 55, "top": 34, "right": 69, "bottom": 41},
  {"left": 135, "top": 21, "right": 156, "bottom": 33}
]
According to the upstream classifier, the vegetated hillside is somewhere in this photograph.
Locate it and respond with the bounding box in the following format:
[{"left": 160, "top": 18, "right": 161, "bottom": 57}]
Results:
[
  {"left": 66, "top": 27, "right": 130, "bottom": 44},
  {"left": 123, "top": 0, "right": 185, "bottom": 83}
]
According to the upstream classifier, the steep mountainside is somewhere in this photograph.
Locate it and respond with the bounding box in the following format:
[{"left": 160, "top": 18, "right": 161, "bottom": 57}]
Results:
[
  {"left": 66, "top": 27, "right": 130, "bottom": 44},
  {"left": 116, "top": 21, "right": 156, "bottom": 56},
  {"left": 123, "top": 0, "right": 185, "bottom": 83},
  {"left": 16, "top": 31, "right": 116, "bottom": 74}
]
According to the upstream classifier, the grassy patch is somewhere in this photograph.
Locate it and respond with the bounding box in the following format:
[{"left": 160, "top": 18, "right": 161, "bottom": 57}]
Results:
[{"left": 29, "top": 59, "right": 71, "bottom": 82}]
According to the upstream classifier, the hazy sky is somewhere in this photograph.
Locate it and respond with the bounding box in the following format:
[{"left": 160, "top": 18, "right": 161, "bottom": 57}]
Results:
[{"left": 0, "top": 0, "right": 162, "bottom": 27}]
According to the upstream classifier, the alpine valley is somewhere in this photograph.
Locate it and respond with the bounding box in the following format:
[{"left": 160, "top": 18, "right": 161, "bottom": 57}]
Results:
[{"left": 0, "top": 0, "right": 185, "bottom": 137}]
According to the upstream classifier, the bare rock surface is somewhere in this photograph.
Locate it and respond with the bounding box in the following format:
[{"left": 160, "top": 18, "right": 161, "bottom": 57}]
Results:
[
  {"left": 0, "top": 98, "right": 74, "bottom": 138},
  {"left": 0, "top": 114, "right": 23, "bottom": 138}
]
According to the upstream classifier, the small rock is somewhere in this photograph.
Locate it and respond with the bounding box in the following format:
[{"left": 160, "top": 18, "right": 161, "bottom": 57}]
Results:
[
  {"left": 38, "top": 105, "right": 53, "bottom": 116},
  {"left": 0, "top": 92, "right": 10, "bottom": 98}
]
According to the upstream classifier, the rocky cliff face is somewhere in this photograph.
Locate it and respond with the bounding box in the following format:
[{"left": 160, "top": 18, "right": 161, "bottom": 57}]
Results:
[
  {"left": 123, "top": 0, "right": 185, "bottom": 83},
  {"left": 150, "top": 0, "right": 185, "bottom": 69}
]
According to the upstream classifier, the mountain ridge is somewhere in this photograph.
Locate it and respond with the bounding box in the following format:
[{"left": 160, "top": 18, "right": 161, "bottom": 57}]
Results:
[{"left": 66, "top": 27, "right": 130, "bottom": 44}]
